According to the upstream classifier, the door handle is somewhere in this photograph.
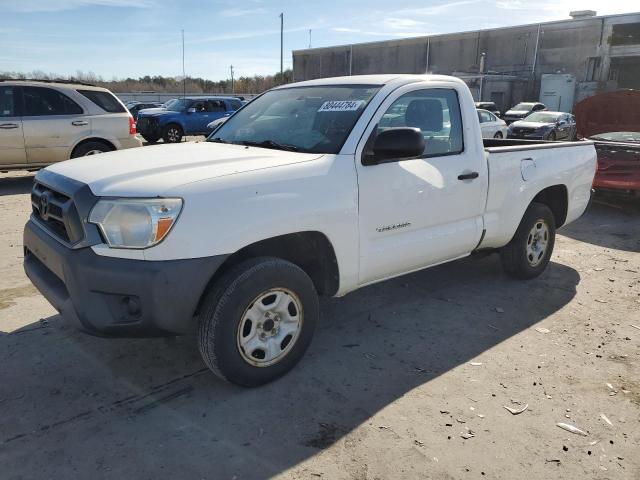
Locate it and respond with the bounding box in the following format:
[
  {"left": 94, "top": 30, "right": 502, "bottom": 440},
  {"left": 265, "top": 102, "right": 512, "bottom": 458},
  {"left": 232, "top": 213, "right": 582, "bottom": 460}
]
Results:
[
  {"left": 458, "top": 172, "right": 479, "bottom": 180},
  {"left": 0, "top": 123, "right": 19, "bottom": 129},
  {"left": 72, "top": 120, "right": 88, "bottom": 126}
]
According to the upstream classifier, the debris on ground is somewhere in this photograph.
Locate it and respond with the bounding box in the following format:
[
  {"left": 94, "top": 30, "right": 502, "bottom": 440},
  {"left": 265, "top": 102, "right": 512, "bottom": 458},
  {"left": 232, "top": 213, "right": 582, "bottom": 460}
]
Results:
[
  {"left": 468, "top": 362, "right": 483, "bottom": 366},
  {"left": 599, "top": 413, "right": 613, "bottom": 426},
  {"left": 535, "top": 327, "right": 550, "bottom": 334},
  {"left": 630, "top": 324, "right": 640, "bottom": 331},
  {"left": 556, "top": 423, "right": 588, "bottom": 436},
  {"left": 503, "top": 404, "right": 528, "bottom": 415},
  {"left": 494, "top": 307, "right": 504, "bottom": 313}
]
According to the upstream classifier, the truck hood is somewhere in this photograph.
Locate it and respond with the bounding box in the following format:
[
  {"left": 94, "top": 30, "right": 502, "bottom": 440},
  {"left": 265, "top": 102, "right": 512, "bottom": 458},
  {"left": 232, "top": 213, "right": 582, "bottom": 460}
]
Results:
[
  {"left": 45, "top": 141, "right": 324, "bottom": 197},
  {"left": 504, "top": 110, "right": 529, "bottom": 117},
  {"left": 138, "top": 109, "right": 179, "bottom": 118}
]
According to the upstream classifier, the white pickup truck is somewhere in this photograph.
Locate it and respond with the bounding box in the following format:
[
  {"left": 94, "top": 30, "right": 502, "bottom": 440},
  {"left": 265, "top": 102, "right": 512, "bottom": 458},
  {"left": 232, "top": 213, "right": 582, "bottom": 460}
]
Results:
[{"left": 24, "top": 75, "right": 596, "bottom": 386}]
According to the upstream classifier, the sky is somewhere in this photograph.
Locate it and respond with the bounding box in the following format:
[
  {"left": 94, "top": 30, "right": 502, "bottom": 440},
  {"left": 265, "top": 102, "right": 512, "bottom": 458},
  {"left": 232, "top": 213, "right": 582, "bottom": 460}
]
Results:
[{"left": 1, "top": 0, "right": 638, "bottom": 81}]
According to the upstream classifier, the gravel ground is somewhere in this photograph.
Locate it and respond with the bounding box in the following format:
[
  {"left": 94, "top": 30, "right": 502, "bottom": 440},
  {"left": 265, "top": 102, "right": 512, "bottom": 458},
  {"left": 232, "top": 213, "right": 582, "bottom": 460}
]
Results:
[{"left": 0, "top": 170, "right": 638, "bottom": 480}]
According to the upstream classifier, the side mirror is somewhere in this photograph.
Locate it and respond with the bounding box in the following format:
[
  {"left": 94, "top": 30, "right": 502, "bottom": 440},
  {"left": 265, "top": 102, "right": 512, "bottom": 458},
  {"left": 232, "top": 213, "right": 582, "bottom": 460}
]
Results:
[
  {"left": 364, "top": 128, "right": 425, "bottom": 165},
  {"left": 187, "top": 107, "right": 196, "bottom": 114}
]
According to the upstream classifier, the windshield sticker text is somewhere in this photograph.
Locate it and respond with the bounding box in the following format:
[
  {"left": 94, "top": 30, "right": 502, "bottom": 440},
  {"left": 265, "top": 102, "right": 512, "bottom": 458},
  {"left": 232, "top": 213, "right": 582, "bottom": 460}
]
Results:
[{"left": 318, "top": 100, "right": 365, "bottom": 112}]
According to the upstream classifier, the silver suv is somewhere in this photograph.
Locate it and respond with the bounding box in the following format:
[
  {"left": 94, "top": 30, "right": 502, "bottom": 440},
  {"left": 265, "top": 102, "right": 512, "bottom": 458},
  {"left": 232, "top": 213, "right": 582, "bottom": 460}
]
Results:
[{"left": 0, "top": 80, "right": 142, "bottom": 170}]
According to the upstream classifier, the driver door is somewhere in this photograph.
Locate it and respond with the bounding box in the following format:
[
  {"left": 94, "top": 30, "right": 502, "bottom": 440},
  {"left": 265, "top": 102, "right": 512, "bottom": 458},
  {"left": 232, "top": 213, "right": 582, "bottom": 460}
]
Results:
[{"left": 355, "top": 83, "right": 487, "bottom": 285}]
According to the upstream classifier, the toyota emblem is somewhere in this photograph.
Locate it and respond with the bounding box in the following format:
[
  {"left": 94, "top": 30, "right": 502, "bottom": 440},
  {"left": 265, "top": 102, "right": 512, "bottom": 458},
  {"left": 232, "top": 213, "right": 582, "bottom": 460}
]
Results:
[{"left": 40, "top": 194, "right": 50, "bottom": 219}]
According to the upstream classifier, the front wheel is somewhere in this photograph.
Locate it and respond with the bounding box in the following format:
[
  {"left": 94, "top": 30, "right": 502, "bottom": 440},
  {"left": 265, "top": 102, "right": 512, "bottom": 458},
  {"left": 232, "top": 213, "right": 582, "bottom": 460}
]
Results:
[
  {"left": 500, "top": 202, "right": 556, "bottom": 280},
  {"left": 197, "top": 257, "right": 319, "bottom": 387},
  {"left": 163, "top": 124, "right": 183, "bottom": 143}
]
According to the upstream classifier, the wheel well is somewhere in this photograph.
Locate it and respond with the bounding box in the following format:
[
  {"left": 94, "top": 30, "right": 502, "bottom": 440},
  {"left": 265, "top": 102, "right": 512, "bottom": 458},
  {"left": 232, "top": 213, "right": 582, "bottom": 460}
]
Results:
[
  {"left": 209, "top": 232, "right": 340, "bottom": 297},
  {"left": 71, "top": 138, "right": 115, "bottom": 157},
  {"left": 532, "top": 185, "right": 568, "bottom": 227},
  {"left": 165, "top": 122, "right": 183, "bottom": 132}
]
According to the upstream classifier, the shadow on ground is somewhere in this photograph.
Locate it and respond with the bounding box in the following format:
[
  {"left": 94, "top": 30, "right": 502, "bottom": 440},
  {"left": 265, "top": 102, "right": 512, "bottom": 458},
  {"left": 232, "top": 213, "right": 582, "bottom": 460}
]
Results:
[
  {"left": 0, "top": 175, "right": 34, "bottom": 197},
  {"left": 0, "top": 254, "right": 579, "bottom": 478},
  {"left": 561, "top": 194, "right": 640, "bottom": 253}
]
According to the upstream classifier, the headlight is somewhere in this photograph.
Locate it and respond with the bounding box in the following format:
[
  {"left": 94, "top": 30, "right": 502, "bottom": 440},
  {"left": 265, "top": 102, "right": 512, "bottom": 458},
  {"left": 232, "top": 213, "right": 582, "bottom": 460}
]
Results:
[{"left": 89, "top": 198, "right": 182, "bottom": 249}]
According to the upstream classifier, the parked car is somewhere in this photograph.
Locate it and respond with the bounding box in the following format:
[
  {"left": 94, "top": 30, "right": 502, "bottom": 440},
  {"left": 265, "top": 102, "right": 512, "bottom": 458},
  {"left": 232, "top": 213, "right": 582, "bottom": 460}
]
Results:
[
  {"left": 574, "top": 89, "right": 640, "bottom": 195},
  {"left": 136, "top": 96, "right": 243, "bottom": 143},
  {"left": 477, "top": 109, "right": 508, "bottom": 138},
  {"left": 502, "top": 102, "right": 546, "bottom": 124},
  {"left": 507, "top": 111, "right": 577, "bottom": 141},
  {"left": 126, "top": 101, "right": 164, "bottom": 121},
  {"left": 0, "top": 80, "right": 141, "bottom": 171},
  {"left": 23, "top": 74, "right": 596, "bottom": 386},
  {"left": 475, "top": 101, "right": 501, "bottom": 117},
  {"left": 207, "top": 116, "right": 229, "bottom": 132}
]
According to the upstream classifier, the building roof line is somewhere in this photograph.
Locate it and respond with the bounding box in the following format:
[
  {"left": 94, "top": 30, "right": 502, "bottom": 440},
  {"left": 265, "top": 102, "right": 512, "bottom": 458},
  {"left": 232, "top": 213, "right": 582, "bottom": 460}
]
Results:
[{"left": 292, "top": 11, "right": 640, "bottom": 54}]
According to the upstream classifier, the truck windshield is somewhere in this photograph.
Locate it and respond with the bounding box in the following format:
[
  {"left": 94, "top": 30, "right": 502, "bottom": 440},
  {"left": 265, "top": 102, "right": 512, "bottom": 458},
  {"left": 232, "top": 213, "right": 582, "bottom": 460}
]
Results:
[
  {"left": 164, "top": 99, "right": 187, "bottom": 111},
  {"left": 207, "top": 85, "right": 381, "bottom": 154},
  {"left": 513, "top": 103, "right": 535, "bottom": 110}
]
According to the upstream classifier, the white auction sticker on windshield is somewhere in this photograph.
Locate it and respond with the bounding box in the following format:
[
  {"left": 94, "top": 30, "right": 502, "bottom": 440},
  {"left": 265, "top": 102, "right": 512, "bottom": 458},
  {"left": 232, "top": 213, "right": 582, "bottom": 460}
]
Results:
[{"left": 318, "top": 100, "right": 365, "bottom": 112}]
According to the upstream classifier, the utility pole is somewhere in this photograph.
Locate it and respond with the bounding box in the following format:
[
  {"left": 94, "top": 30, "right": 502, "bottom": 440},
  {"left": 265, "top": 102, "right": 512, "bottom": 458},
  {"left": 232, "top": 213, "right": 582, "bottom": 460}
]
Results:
[
  {"left": 181, "top": 29, "right": 186, "bottom": 100},
  {"left": 279, "top": 13, "right": 284, "bottom": 78},
  {"left": 309, "top": 29, "right": 312, "bottom": 49},
  {"left": 230, "top": 65, "right": 234, "bottom": 94}
]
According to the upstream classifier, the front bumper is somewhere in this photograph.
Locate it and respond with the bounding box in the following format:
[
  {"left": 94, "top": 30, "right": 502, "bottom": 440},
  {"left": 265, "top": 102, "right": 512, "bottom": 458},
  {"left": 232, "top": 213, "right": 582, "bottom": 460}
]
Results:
[
  {"left": 507, "top": 132, "right": 546, "bottom": 140},
  {"left": 24, "top": 219, "right": 227, "bottom": 336}
]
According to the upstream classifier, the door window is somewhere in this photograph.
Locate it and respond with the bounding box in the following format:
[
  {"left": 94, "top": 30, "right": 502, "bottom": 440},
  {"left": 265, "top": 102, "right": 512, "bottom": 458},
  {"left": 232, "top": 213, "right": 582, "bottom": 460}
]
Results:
[
  {"left": 191, "top": 101, "right": 207, "bottom": 112},
  {"left": 378, "top": 88, "right": 463, "bottom": 157},
  {"left": 0, "top": 87, "right": 17, "bottom": 117},
  {"left": 23, "top": 87, "right": 83, "bottom": 116},
  {"left": 478, "top": 111, "right": 493, "bottom": 123},
  {"left": 206, "top": 100, "right": 226, "bottom": 112}
]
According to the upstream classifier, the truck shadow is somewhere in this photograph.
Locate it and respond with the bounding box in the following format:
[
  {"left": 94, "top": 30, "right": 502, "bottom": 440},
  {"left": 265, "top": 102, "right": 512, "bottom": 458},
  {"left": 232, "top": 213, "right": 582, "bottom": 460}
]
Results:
[
  {"left": 0, "top": 174, "right": 35, "bottom": 196},
  {"left": 0, "top": 255, "right": 579, "bottom": 478},
  {"left": 561, "top": 195, "right": 640, "bottom": 253}
]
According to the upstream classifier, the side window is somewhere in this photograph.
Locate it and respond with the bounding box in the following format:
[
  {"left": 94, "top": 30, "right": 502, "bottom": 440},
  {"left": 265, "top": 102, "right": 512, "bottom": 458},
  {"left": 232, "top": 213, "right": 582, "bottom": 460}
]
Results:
[
  {"left": 478, "top": 111, "right": 493, "bottom": 123},
  {"left": 191, "top": 101, "right": 206, "bottom": 112},
  {"left": 206, "top": 100, "right": 225, "bottom": 112},
  {"left": 23, "top": 87, "right": 83, "bottom": 116},
  {"left": 378, "top": 88, "right": 463, "bottom": 157},
  {"left": 229, "top": 99, "right": 242, "bottom": 110},
  {"left": 77, "top": 89, "right": 125, "bottom": 113},
  {"left": 0, "top": 87, "right": 17, "bottom": 117}
]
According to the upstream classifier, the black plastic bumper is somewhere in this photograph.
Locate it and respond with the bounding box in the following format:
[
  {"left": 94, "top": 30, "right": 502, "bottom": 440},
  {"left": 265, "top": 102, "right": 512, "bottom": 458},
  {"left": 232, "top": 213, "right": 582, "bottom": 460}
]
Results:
[{"left": 23, "top": 219, "right": 227, "bottom": 336}]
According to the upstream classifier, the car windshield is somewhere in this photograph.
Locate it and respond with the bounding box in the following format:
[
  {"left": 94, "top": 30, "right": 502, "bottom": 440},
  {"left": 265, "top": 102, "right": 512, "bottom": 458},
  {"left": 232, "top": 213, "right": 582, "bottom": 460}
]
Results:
[
  {"left": 513, "top": 103, "right": 536, "bottom": 110},
  {"left": 163, "top": 99, "right": 187, "bottom": 111},
  {"left": 207, "top": 85, "right": 381, "bottom": 154},
  {"left": 524, "top": 112, "right": 561, "bottom": 123},
  {"left": 589, "top": 131, "right": 640, "bottom": 143}
]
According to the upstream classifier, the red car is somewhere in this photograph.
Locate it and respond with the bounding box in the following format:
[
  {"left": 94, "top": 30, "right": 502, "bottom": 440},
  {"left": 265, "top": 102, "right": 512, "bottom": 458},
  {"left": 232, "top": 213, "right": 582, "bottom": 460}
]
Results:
[{"left": 575, "top": 90, "right": 640, "bottom": 195}]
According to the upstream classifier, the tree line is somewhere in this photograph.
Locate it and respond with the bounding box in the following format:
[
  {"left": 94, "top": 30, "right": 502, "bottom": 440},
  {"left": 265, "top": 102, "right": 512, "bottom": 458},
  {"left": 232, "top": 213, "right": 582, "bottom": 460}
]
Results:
[{"left": 0, "top": 69, "right": 294, "bottom": 94}]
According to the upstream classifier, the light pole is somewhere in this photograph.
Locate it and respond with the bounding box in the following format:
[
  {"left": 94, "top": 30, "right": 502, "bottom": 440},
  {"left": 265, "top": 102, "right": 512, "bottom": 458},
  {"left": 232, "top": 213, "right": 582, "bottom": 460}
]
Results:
[
  {"left": 230, "top": 65, "right": 234, "bottom": 94},
  {"left": 181, "top": 29, "right": 186, "bottom": 100},
  {"left": 279, "top": 13, "right": 284, "bottom": 78}
]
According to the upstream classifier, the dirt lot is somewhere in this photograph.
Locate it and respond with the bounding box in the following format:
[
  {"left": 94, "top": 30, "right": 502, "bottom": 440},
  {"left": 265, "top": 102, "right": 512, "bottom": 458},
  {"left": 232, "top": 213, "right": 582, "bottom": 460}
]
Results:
[{"left": 0, "top": 171, "right": 638, "bottom": 480}]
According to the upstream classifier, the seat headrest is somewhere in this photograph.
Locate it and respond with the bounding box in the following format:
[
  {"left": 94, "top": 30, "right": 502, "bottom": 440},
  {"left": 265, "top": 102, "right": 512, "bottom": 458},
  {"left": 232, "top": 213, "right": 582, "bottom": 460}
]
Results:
[{"left": 405, "top": 99, "right": 443, "bottom": 132}]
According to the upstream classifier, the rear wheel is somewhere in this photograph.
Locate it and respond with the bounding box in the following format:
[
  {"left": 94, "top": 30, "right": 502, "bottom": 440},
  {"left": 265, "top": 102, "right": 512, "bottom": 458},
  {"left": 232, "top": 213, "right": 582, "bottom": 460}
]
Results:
[
  {"left": 163, "top": 124, "right": 183, "bottom": 143},
  {"left": 197, "top": 257, "right": 319, "bottom": 387},
  {"left": 500, "top": 202, "right": 556, "bottom": 280},
  {"left": 71, "top": 141, "right": 113, "bottom": 158},
  {"left": 493, "top": 131, "right": 503, "bottom": 139}
]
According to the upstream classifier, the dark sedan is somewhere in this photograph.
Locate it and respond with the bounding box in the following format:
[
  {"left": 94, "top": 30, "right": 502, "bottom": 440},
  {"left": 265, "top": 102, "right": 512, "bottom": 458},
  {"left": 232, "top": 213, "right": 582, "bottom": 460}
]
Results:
[
  {"left": 502, "top": 102, "right": 546, "bottom": 124},
  {"left": 127, "top": 101, "right": 165, "bottom": 120},
  {"left": 507, "top": 111, "right": 577, "bottom": 141}
]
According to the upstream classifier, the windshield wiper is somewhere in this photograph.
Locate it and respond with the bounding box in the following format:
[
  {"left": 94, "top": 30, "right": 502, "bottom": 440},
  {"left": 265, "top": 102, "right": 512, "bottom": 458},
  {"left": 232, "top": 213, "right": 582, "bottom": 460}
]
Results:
[
  {"left": 208, "top": 137, "right": 229, "bottom": 144},
  {"left": 241, "top": 140, "right": 300, "bottom": 152}
]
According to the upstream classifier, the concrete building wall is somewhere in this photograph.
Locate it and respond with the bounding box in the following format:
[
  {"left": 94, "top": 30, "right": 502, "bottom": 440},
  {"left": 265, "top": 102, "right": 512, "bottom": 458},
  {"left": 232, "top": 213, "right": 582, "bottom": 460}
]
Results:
[{"left": 293, "top": 12, "right": 640, "bottom": 110}]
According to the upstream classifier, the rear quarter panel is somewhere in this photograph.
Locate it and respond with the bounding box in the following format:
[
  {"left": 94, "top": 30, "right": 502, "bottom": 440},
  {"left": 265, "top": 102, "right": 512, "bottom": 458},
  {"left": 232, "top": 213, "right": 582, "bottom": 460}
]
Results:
[{"left": 481, "top": 142, "right": 596, "bottom": 248}]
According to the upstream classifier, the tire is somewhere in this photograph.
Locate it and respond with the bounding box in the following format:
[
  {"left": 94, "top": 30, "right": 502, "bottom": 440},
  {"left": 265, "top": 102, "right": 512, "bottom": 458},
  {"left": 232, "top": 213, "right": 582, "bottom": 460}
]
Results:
[
  {"left": 500, "top": 202, "right": 556, "bottom": 280},
  {"left": 71, "top": 141, "right": 113, "bottom": 158},
  {"left": 546, "top": 131, "right": 556, "bottom": 141},
  {"left": 493, "top": 131, "right": 503, "bottom": 139},
  {"left": 197, "top": 257, "right": 319, "bottom": 387},
  {"left": 163, "top": 124, "right": 183, "bottom": 143}
]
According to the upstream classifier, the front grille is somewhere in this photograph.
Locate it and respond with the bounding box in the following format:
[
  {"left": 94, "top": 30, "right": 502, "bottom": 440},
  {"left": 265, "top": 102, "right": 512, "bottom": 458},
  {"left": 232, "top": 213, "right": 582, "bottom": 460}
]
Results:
[
  {"left": 136, "top": 116, "right": 158, "bottom": 133},
  {"left": 31, "top": 182, "right": 84, "bottom": 244}
]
